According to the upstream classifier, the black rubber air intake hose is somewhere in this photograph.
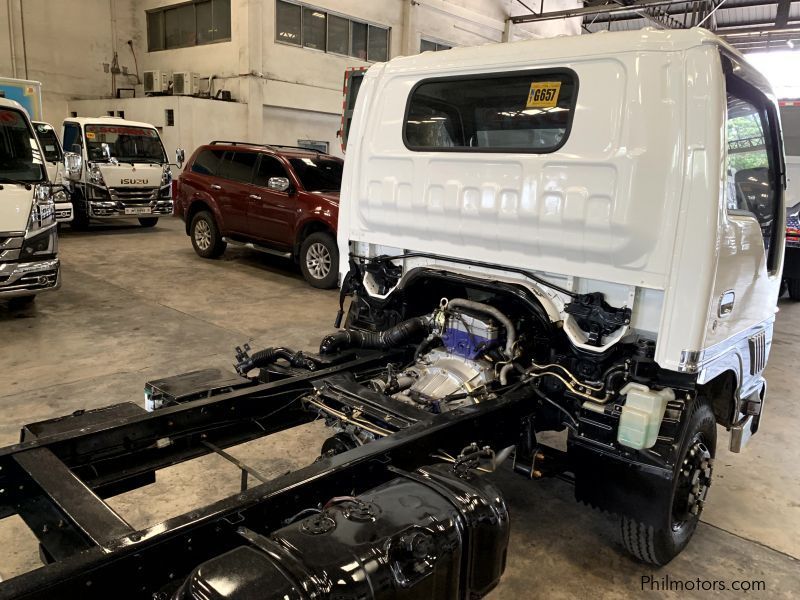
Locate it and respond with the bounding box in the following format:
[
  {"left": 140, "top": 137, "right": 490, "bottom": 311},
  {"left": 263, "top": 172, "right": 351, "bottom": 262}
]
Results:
[
  {"left": 246, "top": 347, "right": 321, "bottom": 371},
  {"left": 319, "top": 317, "right": 429, "bottom": 355}
]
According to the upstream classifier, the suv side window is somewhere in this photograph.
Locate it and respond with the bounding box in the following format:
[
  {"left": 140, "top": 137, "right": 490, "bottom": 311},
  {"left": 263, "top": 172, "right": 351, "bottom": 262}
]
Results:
[
  {"left": 218, "top": 151, "right": 258, "bottom": 184},
  {"left": 725, "top": 76, "right": 782, "bottom": 272},
  {"left": 253, "top": 155, "right": 289, "bottom": 187},
  {"left": 63, "top": 123, "right": 82, "bottom": 154},
  {"left": 191, "top": 148, "right": 225, "bottom": 175}
]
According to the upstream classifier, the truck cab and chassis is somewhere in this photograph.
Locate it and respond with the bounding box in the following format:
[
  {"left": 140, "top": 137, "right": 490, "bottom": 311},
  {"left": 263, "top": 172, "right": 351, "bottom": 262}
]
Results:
[{"left": 0, "top": 29, "right": 786, "bottom": 599}]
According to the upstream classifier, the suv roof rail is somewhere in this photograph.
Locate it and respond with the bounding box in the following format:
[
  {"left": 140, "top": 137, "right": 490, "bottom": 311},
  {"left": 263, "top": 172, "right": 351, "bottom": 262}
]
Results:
[
  {"left": 269, "top": 144, "right": 327, "bottom": 154},
  {"left": 209, "top": 140, "right": 328, "bottom": 154}
]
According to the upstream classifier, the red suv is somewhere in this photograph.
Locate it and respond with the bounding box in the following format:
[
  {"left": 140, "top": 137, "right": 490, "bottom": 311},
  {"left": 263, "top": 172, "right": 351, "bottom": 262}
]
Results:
[{"left": 174, "top": 142, "right": 343, "bottom": 288}]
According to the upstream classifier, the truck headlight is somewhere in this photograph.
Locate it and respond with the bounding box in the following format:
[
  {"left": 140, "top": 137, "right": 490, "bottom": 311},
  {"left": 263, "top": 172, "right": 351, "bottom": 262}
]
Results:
[
  {"left": 29, "top": 186, "right": 57, "bottom": 232},
  {"left": 52, "top": 186, "right": 69, "bottom": 204},
  {"left": 161, "top": 165, "right": 172, "bottom": 187},
  {"left": 89, "top": 165, "right": 105, "bottom": 186},
  {"left": 21, "top": 225, "right": 58, "bottom": 259}
]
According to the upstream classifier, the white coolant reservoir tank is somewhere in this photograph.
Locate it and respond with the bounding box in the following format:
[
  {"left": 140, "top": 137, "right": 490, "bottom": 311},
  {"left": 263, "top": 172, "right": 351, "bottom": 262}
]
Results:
[{"left": 617, "top": 383, "right": 674, "bottom": 449}]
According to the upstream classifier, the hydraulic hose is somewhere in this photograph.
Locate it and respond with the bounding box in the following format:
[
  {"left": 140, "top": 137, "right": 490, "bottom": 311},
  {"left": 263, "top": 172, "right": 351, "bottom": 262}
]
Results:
[
  {"left": 445, "top": 298, "right": 517, "bottom": 360},
  {"left": 319, "top": 317, "right": 429, "bottom": 354},
  {"left": 240, "top": 347, "right": 321, "bottom": 372}
]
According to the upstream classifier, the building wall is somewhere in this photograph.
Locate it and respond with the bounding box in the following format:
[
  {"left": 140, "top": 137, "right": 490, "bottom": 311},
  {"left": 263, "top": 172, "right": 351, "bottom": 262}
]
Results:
[
  {"left": 0, "top": 0, "right": 141, "bottom": 124},
  {"left": 1, "top": 0, "right": 582, "bottom": 161},
  {"left": 68, "top": 96, "right": 249, "bottom": 164}
]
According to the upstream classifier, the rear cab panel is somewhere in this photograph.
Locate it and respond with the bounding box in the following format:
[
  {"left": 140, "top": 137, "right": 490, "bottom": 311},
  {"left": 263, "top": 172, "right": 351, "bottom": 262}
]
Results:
[{"left": 340, "top": 29, "right": 784, "bottom": 448}]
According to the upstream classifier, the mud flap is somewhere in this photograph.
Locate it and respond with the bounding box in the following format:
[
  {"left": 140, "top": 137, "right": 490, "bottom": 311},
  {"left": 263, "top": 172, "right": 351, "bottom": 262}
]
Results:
[{"left": 568, "top": 439, "right": 675, "bottom": 528}]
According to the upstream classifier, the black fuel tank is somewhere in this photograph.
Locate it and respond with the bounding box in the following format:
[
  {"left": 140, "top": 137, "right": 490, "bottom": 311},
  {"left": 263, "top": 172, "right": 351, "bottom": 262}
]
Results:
[{"left": 174, "top": 464, "right": 509, "bottom": 599}]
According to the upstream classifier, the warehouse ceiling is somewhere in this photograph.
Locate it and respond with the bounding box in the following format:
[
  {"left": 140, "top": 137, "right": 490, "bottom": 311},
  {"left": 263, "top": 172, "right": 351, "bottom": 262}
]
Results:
[{"left": 511, "top": 0, "right": 800, "bottom": 52}]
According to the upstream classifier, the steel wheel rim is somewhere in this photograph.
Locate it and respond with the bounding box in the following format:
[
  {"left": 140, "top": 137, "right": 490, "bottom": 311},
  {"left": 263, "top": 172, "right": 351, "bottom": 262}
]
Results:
[
  {"left": 194, "top": 219, "right": 212, "bottom": 251},
  {"left": 671, "top": 436, "right": 713, "bottom": 530},
  {"left": 306, "top": 242, "right": 331, "bottom": 279}
]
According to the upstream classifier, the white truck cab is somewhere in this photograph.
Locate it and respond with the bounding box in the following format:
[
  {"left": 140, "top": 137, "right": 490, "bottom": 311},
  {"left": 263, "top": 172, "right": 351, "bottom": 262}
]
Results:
[
  {"left": 333, "top": 28, "right": 785, "bottom": 564},
  {"left": 32, "top": 121, "right": 73, "bottom": 223},
  {"left": 61, "top": 117, "right": 176, "bottom": 229},
  {"left": 0, "top": 98, "right": 60, "bottom": 304}
]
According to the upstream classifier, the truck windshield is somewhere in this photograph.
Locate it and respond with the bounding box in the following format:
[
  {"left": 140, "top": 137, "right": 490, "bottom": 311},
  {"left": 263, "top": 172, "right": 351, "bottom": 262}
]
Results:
[
  {"left": 84, "top": 124, "right": 166, "bottom": 164},
  {"left": 0, "top": 107, "right": 46, "bottom": 183},
  {"left": 34, "top": 123, "right": 63, "bottom": 163},
  {"left": 288, "top": 156, "right": 343, "bottom": 192}
]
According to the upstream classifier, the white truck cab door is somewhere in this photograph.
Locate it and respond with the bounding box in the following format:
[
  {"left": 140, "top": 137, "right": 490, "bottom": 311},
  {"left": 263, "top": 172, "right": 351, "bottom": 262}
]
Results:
[
  {"left": 61, "top": 122, "right": 84, "bottom": 181},
  {"left": 707, "top": 74, "right": 784, "bottom": 349}
]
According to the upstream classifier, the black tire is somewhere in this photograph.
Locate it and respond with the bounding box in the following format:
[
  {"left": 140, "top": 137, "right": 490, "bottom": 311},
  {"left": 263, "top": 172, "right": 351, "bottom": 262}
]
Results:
[
  {"left": 299, "top": 232, "right": 338, "bottom": 289},
  {"left": 138, "top": 217, "right": 159, "bottom": 228},
  {"left": 190, "top": 211, "right": 226, "bottom": 259},
  {"left": 620, "top": 399, "right": 716, "bottom": 565},
  {"left": 788, "top": 278, "right": 800, "bottom": 301},
  {"left": 70, "top": 201, "right": 90, "bottom": 231},
  {"left": 8, "top": 295, "right": 35, "bottom": 309}
]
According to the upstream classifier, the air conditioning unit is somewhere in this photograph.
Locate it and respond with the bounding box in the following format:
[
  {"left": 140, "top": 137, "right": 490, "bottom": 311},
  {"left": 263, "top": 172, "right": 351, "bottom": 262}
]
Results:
[
  {"left": 173, "top": 71, "right": 200, "bottom": 96},
  {"left": 143, "top": 70, "right": 170, "bottom": 95}
]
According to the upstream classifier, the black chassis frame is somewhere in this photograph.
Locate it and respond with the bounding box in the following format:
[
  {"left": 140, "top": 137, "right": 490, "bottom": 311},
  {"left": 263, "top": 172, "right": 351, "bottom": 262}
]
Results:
[{"left": 0, "top": 349, "right": 535, "bottom": 600}]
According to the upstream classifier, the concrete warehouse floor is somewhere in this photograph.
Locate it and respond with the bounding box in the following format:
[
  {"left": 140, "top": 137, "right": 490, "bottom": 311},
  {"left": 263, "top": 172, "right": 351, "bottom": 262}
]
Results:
[{"left": 0, "top": 217, "right": 798, "bottom": 598}]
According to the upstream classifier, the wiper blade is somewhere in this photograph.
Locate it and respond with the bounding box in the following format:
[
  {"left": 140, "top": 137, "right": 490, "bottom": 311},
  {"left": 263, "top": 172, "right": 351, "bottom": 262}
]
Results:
[{"left": 0, "top": 177, "right": 34, "bottom": 189}]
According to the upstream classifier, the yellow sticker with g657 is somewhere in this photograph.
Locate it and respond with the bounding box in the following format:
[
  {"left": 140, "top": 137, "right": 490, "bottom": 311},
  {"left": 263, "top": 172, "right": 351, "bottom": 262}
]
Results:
[
  {"left": 526, "top": 81, "right": 561, "bottom": 109},
  {"left": 86, "top": 132, "right": 96, "bottom": 140}
]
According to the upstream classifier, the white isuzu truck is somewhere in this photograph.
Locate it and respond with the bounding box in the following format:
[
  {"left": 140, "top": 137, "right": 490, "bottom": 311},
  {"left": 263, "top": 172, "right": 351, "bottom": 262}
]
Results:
[
  {"left": 61, "top": 117, "right": 175, "bottom": 229},
  {"left": 328, "top": 28, "right": 785, "bottom": 563},
  {"left": 0, "top": 98, "right": 60, "bottom": 305}
]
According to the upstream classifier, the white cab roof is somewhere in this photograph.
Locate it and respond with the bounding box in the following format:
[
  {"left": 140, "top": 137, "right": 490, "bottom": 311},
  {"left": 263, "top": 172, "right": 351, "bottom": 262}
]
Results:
[
  {"left": 66, "top": 116, "right": 159, "bottom": 129},
  {"left": 386, "top": 27, "right": 740, "bottom": 74},
  {"left": 0, "top": 97, "right": 27, "bottom": 112}
]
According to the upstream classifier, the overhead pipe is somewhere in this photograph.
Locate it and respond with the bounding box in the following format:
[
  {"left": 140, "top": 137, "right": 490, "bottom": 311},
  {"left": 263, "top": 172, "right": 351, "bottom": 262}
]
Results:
[{"left": 7, "top": 0, "right": 17, "bottom": 78}]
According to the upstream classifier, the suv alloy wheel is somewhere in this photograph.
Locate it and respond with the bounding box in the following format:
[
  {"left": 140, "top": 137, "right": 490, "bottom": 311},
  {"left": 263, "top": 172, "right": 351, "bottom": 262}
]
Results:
[{"left": 300, "top": 232, "right": 339, "bottom": 289}]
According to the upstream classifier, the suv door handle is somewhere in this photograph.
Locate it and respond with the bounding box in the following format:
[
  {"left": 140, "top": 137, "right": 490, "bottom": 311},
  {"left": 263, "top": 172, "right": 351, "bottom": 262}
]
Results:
[
  {"left": 210, "top": 184, "right": 222, "bottom": 191},
  {"left": 248, "top": 194, "right": 261, "bottom": 201}
]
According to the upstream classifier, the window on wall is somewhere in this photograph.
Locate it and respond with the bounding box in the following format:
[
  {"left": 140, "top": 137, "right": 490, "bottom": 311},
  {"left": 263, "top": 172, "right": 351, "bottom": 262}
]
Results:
[
  {"left": 275, "top": 0, "right": 390, "bottom": 62},
  {"left": 420, "top": 38, "right": 452, "bottom": 52},
  {"left": 147, "top": 0, "right": 231, "bottom": 52}
]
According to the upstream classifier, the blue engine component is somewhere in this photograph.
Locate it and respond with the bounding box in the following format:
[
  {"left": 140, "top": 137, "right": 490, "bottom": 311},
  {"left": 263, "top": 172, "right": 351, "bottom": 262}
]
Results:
[{"left": 441, "top": 310, "right": 501, "bottom": 360}]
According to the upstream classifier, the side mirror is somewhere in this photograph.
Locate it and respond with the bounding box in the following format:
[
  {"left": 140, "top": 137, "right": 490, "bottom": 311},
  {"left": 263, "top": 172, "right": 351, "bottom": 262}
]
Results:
[
  {"left": 175, "top": 148, "right": 185, "bottom": 169},
  {"left": 267, "top": 176, "right": 291, "bottom": 193},
  {"left": 100, "top": 142, "right": 112, "bottom": 161},
  {"left": 64, "top": 152, "right": 82, "bottom": 177}
]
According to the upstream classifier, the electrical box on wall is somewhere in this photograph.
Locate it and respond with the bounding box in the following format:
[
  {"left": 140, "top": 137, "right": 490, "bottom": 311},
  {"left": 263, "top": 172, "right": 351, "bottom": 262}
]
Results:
[
  {"left": 173, "top": 72, "right": 200, "bottom": 96},
  {"left": 143, "top": 70, "right": 170, "bottom": 95}
]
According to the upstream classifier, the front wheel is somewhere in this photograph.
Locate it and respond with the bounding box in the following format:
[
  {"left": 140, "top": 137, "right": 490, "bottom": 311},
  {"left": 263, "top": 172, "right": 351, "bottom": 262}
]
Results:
[
  {"left": 190, "top": 211, "right": 226, "bottom": 258},
  {"left": 138, "top": 217, "right": 159, "bottom": 228},
  {"left": 299, "top": 232, "right": 338, "bottom": 289},
  {"left": 8, "top": 295, "right": 35, "bottom": 309},
  {"left": 788, "top": 278, "right": 800, "bottom": 301},
  {"left": 619, "top": 399, "right": 716, "bottom": 565},
  {"left": 70, "top": 203, "right": 89, "bottom": 231}
]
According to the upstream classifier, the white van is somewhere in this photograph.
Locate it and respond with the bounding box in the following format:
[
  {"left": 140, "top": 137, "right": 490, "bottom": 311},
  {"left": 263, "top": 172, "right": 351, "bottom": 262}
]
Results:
[
  {"left": 61, "top": 117, "right": 177, "bottom": 229},
  {"left": 0, "top": 98, "right": 60, "bottom": 305}
]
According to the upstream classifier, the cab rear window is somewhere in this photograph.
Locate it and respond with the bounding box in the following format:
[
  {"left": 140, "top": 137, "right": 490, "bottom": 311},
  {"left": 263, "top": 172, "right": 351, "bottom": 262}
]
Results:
[{"left": 403, "top": 69, "right": 577, "bottom": 153}]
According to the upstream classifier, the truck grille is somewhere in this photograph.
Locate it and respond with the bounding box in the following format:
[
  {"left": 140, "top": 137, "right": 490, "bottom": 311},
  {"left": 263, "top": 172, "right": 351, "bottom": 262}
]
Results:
[
  {"left": 0, "top": 268, "right": 58, "bottom": 291},
  {"left": 109, "top": 187, "right": 159, "bottom": 206},
  {"left": 0, "top": 234, "right": 23, "bottom": 263}
]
